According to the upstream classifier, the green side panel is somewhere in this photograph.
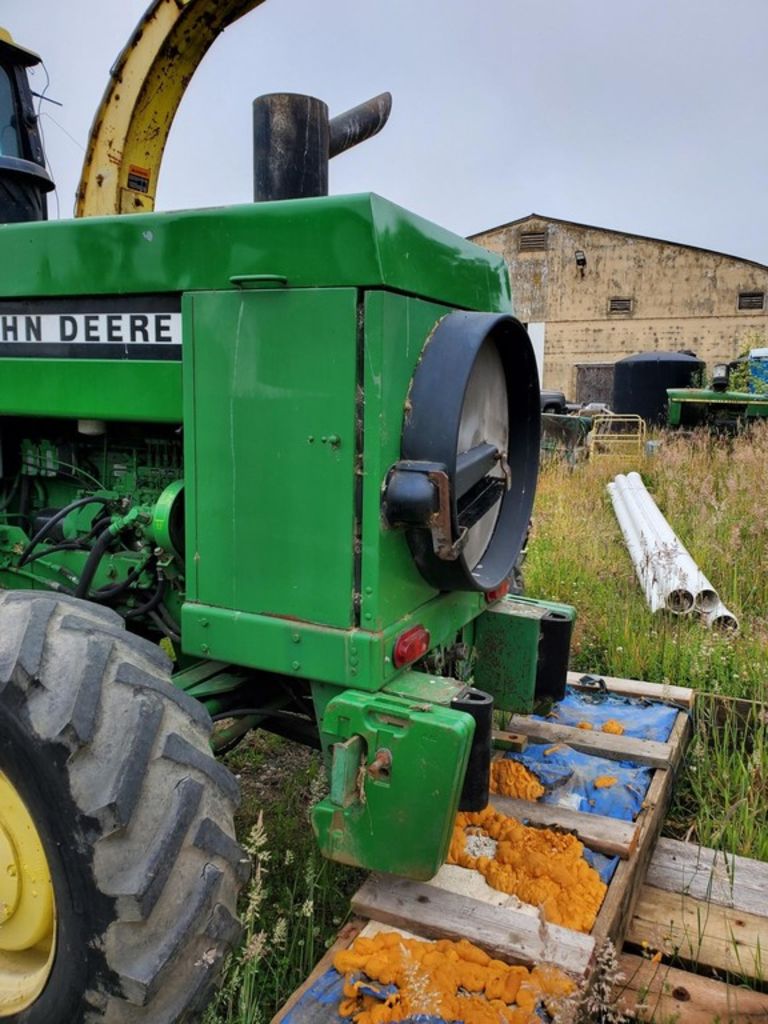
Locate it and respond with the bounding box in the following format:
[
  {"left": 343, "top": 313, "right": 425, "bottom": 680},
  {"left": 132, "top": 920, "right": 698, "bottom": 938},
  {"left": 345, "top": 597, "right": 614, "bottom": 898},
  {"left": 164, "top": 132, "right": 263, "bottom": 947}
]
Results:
[
  {"left": 359, "top": 292, "right": 449, "bottom": 631},
  {"left": 184, "top": 288, "right": 358, "bottom": 628},
  {"left": 311, "top": 689, "right": 474, "bottom": 878},
  {"left": 0, "top": 359, "right": 181, "bottom": 421},
  {"left": 181, "top": 590, "right": 485, "bottom": 688},
  {"left": 473, "top": 595, "right": 577, "bottom": 713},
  {"left": 0, "top": 194, "right": 509, "bottom": 313}
]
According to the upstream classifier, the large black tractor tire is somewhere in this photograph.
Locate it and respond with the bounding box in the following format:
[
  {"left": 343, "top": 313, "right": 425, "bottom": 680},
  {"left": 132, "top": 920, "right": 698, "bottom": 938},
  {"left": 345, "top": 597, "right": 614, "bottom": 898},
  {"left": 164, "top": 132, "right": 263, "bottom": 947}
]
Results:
[{"left": 0, "top": 591, "right": 248, "bottom": 1023}]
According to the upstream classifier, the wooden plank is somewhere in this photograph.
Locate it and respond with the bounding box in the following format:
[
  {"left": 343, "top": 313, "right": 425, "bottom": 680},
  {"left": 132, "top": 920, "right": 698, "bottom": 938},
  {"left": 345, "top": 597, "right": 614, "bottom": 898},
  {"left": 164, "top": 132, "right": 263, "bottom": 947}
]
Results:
[
  {"left": 491, "top": 794, "right": 639, "bottom": 859},
  {"left": 666, "top": 711, "right": 691, "bottom": 772},
  {"left": 505, "top": 714, "right": 674, "bottom": 768},
  {"left": 628, "top": 884, "right": 767, "bottom": 980},
  {"left": 567, "top": 670, "right": 695, "bottom": 709},
  {"left": 271, "top": 919, "right": 365, "bottom": 1024},
  {"left": 647, "top": 838, "right": 768, "bottom": 919},
  {"left": 618, "top": 952, "right": 768, "bottom": 1023},
  {"left": 351, "top": 874, "right": 595, "bottom": 977},
  {"left": 590, "top": 712, "right": 691, "bottom": 949},
  {"left": 492, "top": 729, "right": 528, "bottom": 752}
]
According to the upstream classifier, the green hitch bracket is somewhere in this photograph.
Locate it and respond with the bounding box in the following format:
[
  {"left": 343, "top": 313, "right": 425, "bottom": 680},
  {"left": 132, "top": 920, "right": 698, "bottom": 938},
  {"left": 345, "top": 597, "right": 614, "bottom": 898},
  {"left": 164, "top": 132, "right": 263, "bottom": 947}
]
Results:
[{"left": 473, "top": 595, "right": 576, "bottom": 715}]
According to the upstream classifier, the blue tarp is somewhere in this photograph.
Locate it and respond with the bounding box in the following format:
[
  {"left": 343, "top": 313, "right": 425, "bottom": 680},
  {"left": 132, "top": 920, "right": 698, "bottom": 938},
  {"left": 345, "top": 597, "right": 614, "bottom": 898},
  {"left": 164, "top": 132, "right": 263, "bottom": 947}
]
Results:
[
  {"left": 500, "top": 686, "right": 681, "bottom": 824},
  {"left": 508, "top": 743, "right": 653, "bottom": 822},
  {"left": 496, "top": 686, "right": 684, "bottom": 883},
  {"left": 282, "top": 968, "right": 345, "bottom": 1022},
  {"left": 582, "top": 847, "right": 620, "bottom": 884},
  {"left": 536, "top": 686, "right": 678, "bottom": 742}
]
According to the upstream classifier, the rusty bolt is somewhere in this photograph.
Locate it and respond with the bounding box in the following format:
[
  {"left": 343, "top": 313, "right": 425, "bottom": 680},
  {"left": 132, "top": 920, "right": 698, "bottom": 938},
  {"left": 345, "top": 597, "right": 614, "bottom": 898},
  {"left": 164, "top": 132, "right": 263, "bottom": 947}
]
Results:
[{"left": 367, "top": 748, "right": 392, "bottom": 781}]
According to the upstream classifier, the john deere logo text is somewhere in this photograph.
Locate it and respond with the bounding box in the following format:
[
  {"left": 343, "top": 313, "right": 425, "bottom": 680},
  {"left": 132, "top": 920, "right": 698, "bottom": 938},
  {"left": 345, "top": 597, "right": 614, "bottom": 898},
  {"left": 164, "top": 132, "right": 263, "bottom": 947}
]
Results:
[{"left": 0, "top": 312, "right": 180, "bottom": 345}]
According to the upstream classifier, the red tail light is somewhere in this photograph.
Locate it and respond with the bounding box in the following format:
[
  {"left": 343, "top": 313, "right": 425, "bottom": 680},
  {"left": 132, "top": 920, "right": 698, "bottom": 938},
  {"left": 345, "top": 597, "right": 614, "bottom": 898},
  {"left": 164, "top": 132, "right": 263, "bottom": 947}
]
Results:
[
  {"left": 485, "top": 580, "right": 510, "bottom": 603},
  {"left": 393, "top": 625, "right": 431, "bottom": 668}
]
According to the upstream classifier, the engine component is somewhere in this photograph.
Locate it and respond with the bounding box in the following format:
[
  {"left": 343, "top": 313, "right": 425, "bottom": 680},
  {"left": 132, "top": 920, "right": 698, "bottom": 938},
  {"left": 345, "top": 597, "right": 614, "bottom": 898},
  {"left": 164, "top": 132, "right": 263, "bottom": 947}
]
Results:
[{"left": 252, "top": 91, "right": 391, "bottom": 202}]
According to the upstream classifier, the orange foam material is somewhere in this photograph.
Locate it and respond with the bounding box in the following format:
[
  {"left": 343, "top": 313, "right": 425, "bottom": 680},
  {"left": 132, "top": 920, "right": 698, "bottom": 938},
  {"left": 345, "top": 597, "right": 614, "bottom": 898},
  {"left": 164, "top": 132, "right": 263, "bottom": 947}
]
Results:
[
  {"left": 490, "top": 760, "right": 545, "bottom": 801},
  {"left": 601, "top": 719, "right": 625, "bottom": 735},
  {"left": 334, "top": 931, "right": 575, "bottom": 1023},
  {"left": 448, "top": 806, "right": 606, "bottom": 933}
]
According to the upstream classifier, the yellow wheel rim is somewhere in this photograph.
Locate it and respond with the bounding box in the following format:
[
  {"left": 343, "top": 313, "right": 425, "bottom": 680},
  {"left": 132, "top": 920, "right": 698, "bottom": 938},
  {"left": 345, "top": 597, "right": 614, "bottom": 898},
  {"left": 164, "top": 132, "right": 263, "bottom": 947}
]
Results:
[{"left": 0, "top": 771, "right": 56, "bottom": 1016}]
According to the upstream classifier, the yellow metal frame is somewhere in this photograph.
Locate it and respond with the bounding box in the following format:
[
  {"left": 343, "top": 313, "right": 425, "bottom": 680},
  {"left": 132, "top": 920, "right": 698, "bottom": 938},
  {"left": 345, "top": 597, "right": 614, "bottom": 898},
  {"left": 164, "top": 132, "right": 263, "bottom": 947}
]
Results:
[
  {"left": 76, "top": 0, "right": 266, "bottom": 217},
  {"left": 588, "top": 414, "right": 647, "bottom": 460},
  {"left": 0, "top": 772, "right": 56, "bottom": 1016}
]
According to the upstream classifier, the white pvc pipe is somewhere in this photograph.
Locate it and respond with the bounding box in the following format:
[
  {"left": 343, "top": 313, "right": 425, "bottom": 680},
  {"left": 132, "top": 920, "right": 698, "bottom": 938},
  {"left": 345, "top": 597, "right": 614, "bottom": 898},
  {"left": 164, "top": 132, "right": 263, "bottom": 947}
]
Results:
[
  {"left": 607, "top": 483, "right": 666, "bottom": 613},
  {"left": 623, "top": 472, "right": 719, "bottom": 613},
  {"left": 613, "top": 475, "right": 695, "bottom": 614},
  {"left": 609, "top": 474, "right": 738, "bottom": 631},
  {"left": 700, "top": 601, "right": 740, "bottom": 632},
  {"left": 614, "top": 476, "right": 694, "bottom": 614},
  {"left": 612, "top": 485, "right": 668, "bottom": 613}
]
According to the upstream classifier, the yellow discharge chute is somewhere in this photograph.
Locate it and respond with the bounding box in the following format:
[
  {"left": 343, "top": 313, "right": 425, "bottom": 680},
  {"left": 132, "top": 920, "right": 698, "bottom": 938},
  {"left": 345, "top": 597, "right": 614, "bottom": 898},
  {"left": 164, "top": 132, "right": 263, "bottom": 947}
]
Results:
[{"left": 76, "top": 0, "right": 266, "bottom": 217}]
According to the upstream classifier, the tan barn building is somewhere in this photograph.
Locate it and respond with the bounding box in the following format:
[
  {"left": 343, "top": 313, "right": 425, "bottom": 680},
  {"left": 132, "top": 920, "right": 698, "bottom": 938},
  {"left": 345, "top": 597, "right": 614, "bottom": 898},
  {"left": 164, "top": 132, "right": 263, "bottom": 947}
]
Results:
[{"left": 469, "top": 214, "right": 768, "bottom": 401}]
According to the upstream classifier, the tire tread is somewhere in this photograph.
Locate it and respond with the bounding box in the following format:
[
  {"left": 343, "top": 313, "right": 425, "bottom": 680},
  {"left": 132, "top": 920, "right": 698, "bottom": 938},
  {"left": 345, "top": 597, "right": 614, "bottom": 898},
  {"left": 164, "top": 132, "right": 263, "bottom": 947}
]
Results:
[{"left": 0, "top": 592, "right": 245, "bottom": 1024}]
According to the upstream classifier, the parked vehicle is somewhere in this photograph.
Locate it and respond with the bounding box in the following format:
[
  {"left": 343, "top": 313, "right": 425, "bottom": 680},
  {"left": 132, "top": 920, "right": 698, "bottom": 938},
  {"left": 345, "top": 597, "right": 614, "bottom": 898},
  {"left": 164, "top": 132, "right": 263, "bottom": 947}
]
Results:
[{"left": 540, "top": 389, "right": 567, "bottom": 414}]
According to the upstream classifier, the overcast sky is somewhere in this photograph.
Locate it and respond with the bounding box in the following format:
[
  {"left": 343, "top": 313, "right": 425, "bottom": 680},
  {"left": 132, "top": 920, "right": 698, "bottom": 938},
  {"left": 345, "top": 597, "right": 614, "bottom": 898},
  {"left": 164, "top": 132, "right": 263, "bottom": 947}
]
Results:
[{"left": 7, "top": 0, "right": 768, "bottom": 265}]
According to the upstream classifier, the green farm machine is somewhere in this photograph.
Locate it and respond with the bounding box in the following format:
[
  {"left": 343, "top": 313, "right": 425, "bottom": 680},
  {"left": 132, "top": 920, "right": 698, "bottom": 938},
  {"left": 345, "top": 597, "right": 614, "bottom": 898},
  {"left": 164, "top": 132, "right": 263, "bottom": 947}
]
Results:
[
  {"left": 667, "top": 356, "right": 768, "bottom": 430},
  {"left": 0, "top": 10, "right": 574, "bottom": 1022}
]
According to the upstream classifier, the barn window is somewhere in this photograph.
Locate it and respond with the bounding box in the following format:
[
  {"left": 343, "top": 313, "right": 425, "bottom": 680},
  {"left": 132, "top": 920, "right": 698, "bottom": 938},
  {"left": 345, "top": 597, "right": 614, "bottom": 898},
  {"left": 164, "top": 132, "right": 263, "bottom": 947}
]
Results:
[
  {"left": 738, "top": 291, "right": 765, "bottom": 311},
  {"left": 609, "top": 297, "right": 633, "bottom": 314},
  {"left": 519, "top": 231, "right": 547, "bottom": 252}
]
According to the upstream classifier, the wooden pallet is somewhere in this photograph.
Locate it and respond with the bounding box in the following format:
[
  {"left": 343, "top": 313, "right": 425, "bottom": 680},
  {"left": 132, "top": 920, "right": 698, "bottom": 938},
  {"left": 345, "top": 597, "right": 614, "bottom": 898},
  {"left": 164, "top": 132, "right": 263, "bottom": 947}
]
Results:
[
  {"left": 618, "top": 836, "right": 768, "bottom": 1022},
  {"left": 272, "top": 675, "right": 768, "bottom": 1022},
  {"left": 274, "top": 840, "right": 768, "bottom": 1023},
  {"left": 352, "top": 677, "right": 691, "bottom": 977}
]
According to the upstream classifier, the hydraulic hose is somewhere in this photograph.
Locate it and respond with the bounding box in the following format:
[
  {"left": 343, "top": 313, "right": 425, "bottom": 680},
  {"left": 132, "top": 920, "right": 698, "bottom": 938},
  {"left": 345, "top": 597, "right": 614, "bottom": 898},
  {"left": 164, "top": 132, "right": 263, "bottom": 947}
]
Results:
[
  {"left": 155, "top": 602, "right": 181, "bottom": 635},
  {"left": 21, "top": 541, "right": 88, "bottom": 566},
  {"left": 92, "top": 557, "right": 155, "bottom": 603},
  {"left": 18, "top": 495, "right": 110, "bottom": 567},
  {"left": 149, "top": 610, "right": 181, "bottom": 644},
  {"left": 124, "top": 577, "right": 165, "bottom": 619},
  {"left": 73, "top": 524, "right": 118, "bottom": 599},
  {"left": 85, "top": 515, "right": 113, "bottom": 540}
]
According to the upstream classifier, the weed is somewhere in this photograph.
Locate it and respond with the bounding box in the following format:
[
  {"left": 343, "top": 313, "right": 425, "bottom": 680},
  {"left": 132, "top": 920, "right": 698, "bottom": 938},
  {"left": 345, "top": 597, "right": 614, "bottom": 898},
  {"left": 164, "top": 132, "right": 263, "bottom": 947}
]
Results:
[
  {"left": 526, "top": 426, "right": 768, "bottom": 855},
  {"left": 203, "top": 735, "right": 362, "bottom": 1024}
]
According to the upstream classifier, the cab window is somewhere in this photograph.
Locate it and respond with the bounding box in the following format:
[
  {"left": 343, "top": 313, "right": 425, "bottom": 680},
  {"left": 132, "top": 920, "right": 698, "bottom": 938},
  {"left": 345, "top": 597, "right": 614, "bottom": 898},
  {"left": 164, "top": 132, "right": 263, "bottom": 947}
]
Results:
[{"left": 0, "top": 65, "right": 21, "bottom": 159}]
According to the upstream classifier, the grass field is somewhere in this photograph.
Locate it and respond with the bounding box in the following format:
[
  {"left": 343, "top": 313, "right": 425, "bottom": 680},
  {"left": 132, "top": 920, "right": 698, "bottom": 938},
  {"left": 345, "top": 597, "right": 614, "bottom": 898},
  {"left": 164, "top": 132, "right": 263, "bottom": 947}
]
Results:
[
  {"left": 526, "top": 425, "right": 768, "bottom": 859},
  {"left": 206, "top": 424, "right": 768, "bottom": 1023}
]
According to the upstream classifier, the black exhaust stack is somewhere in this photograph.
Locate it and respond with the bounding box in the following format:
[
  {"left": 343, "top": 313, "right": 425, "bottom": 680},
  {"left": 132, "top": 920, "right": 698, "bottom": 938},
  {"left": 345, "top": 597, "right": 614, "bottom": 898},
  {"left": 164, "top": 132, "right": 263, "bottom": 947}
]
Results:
[
  {"left": 253, "top": 91, "right": 391, "bottom": 202},
  {"left": 0, "top": 30, "right": 54, "bottom": 224}
]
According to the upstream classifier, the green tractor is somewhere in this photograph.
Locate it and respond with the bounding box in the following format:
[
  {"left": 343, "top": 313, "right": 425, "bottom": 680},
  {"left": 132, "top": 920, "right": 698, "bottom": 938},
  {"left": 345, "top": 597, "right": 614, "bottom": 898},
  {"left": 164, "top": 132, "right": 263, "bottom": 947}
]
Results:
[
  {"left": 0, "top": 14, "right": 574, "bottom": 1024},
  {"left": 667, "top": 354, "right": 768, "bottom": 430}
]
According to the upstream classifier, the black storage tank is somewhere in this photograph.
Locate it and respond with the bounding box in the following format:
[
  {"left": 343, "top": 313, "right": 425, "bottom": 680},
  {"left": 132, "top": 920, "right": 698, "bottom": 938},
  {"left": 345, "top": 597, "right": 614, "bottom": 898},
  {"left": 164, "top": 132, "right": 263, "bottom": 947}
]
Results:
[{"left": 613, "top": 351, "right": 705, "bottom": 424}]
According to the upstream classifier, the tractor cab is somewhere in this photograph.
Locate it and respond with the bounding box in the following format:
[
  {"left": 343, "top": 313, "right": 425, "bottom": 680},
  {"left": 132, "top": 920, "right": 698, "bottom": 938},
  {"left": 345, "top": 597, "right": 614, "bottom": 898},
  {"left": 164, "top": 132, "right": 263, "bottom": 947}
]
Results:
[{"left": 0, "top": 28, "right": 54, "bottom": 223}]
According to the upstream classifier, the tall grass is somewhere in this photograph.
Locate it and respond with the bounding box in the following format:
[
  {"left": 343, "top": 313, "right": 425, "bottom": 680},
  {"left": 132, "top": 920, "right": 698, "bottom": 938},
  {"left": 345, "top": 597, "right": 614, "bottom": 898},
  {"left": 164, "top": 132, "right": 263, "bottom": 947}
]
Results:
[
  {"left": 203, "top": 736, "right": 362, "bottom": 1024},
  {"left": 527, "top": 424, "right": 768, "bottom": 856}
]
